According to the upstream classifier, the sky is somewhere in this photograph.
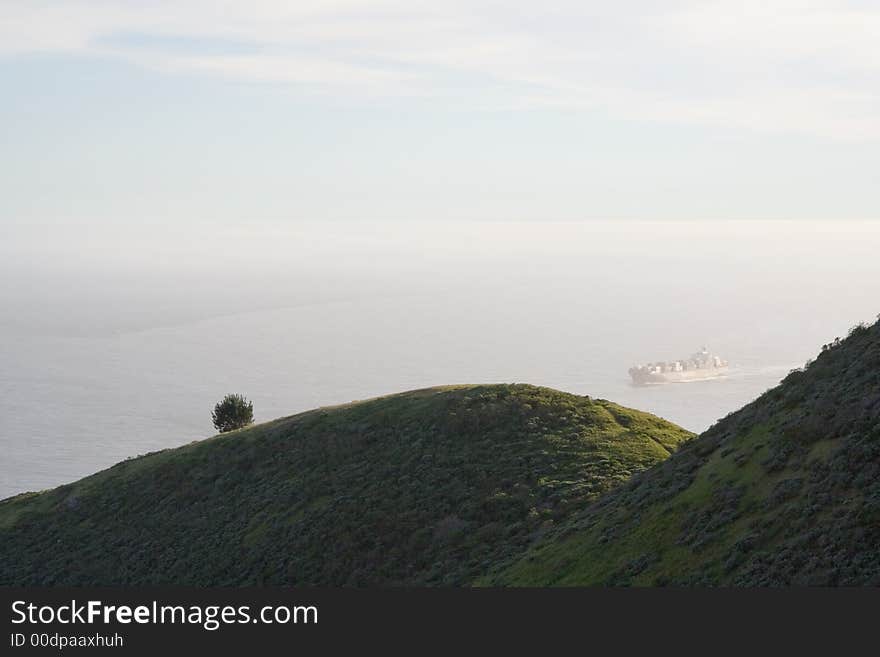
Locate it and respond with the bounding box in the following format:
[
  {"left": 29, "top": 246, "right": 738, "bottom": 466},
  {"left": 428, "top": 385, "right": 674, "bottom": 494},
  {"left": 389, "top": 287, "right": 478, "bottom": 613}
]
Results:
[{"left": 1, "top": 0, "right": 879, "bottom": 228}]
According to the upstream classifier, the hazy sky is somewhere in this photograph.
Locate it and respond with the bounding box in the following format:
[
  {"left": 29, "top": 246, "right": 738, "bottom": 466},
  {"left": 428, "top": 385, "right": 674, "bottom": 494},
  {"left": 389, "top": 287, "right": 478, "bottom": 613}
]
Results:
[{"left": 2, "top": 1, "right": 879, "bottom": 226}]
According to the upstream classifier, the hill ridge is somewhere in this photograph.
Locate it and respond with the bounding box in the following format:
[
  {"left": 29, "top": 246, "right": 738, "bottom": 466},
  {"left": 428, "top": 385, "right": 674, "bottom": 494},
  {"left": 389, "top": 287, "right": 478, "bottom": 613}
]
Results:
[
  {"left": 492, "top": 319, "right": 880, "bottom": 586},
  {"left": 0, "top": 383, "right": 693, "bottom": 586}
]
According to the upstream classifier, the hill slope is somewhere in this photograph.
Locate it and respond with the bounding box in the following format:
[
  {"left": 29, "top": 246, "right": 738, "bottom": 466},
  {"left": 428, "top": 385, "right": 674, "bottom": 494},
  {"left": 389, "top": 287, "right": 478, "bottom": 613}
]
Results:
[
  {"left": 492, "top": 320, "right": 880, "bottom": 586},
  {"left": 0, "top": 384, "right": 692, "bottom": 585}
]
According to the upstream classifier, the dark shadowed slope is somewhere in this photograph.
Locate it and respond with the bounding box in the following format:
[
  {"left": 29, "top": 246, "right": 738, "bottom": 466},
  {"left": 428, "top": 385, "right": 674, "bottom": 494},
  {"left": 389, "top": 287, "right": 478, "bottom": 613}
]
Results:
[
  {"left": 492, "top": 320, "right": 880, "bottom": 586},
  {"left": 0, "top": 384, "right": 692, "bottom": 585}
]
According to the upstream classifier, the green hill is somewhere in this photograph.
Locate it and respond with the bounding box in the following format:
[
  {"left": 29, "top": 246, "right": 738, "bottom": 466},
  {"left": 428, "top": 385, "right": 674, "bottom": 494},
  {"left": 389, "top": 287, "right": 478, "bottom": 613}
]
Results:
[
  {"left": 491, "top": 320, "right": 880, "bottom": 586},
  {"left": 0, "top": 384, "right": 692, "bottom": 586}
]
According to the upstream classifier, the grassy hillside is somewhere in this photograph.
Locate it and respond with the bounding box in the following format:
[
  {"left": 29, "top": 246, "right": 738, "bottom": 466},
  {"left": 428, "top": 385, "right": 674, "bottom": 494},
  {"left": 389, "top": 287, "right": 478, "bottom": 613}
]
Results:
[
  {"left": 0, "top": 384, "right": 692, "bottom": 586},
  {"left": 491, "top": 320, "right": 880, "bottom": 586}
]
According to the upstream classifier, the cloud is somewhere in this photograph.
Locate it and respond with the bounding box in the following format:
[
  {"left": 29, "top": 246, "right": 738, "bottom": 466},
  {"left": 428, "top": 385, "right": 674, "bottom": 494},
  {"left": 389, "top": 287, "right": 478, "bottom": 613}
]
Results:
[{"left": 2, "top": 1, "right": 879, "bottom": 139}]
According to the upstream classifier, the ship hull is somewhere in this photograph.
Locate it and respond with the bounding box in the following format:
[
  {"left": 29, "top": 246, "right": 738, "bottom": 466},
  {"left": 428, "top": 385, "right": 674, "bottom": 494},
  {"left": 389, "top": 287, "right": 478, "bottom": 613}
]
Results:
[{"left": 630, "top": 366, "right": 729, "bottom": 385}]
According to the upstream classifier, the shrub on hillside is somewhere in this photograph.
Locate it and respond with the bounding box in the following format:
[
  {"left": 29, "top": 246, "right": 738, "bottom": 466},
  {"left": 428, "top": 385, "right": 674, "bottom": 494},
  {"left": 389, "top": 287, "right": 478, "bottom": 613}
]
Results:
[{"left": 211, "top": 393, "right": 254, "bottom": 433}]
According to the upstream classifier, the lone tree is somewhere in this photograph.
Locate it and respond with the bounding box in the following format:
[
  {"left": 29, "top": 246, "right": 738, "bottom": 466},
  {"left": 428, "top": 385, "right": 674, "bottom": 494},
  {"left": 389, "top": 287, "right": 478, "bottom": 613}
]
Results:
[{"left": 212, "top": 393, "right": 254, "bottom": 433}]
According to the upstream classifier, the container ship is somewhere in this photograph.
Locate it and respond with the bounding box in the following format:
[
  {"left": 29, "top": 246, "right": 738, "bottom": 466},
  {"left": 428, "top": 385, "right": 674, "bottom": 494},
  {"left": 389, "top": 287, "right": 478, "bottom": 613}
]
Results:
[{"left": 629, "top": 347, "right": 729, "bottom": 385}]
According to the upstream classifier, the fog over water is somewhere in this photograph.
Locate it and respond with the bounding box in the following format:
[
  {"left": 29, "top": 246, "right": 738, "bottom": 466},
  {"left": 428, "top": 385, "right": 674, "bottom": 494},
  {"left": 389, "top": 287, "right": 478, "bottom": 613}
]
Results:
[{"left": 1, "top": 220, "right": 878, "bottom": 499}]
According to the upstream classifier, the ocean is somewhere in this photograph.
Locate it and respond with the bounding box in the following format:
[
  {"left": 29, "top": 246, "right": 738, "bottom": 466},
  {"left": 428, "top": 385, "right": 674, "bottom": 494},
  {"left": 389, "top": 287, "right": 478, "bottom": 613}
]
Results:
[{"left": 2, "top": 220, "right": 878, "bottom": 499}]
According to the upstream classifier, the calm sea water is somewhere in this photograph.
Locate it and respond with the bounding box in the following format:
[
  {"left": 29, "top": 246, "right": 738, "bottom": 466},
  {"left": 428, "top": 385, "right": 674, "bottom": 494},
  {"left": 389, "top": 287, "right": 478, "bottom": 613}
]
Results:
[{"left": 2, "top": 221, "right": 878, "bottom": 499}]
